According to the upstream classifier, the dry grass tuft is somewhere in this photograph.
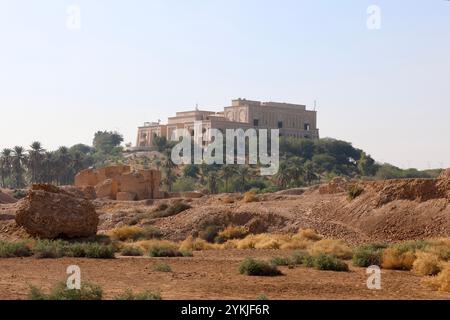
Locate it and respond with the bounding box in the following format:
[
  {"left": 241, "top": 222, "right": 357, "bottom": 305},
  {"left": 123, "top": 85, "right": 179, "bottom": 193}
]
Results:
[
  {"left": 308, "top": 239, "right": 352, "bottom": 259},
  {"left": 218, "top": 225, "right": 249, "bottom": 241},
  {"left": 242, "top": 191, "right": 259, "bottom": 203},
  {"left": 424, "top": 263, "right": 450, "bottom": 292},
  {"left": 297, "top": 229, "right": 322, "bottom": 241},
  {"left": 412, "top": 252, "right": 441, "bottom": 276},
  {"left": 381, "top": 247, "right": 416, "bottom": 270},
  {"left": 108, "top": 226, "right": 143, "bottom": 241},
  {"left": 179, "top": 236, "right": 215, "bottom": 251}
]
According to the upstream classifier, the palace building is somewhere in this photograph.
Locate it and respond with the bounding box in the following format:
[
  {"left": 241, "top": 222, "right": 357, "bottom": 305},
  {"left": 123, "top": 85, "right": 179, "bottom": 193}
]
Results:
[{"left": 135, "top": 98, "right": 319, "bottom": 149}]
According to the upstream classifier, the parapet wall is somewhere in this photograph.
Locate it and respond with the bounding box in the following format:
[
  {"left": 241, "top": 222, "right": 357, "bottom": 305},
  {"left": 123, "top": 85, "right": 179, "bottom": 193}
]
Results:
[{"left": 74, "top": 165, "right": 163, "bottom": 200}]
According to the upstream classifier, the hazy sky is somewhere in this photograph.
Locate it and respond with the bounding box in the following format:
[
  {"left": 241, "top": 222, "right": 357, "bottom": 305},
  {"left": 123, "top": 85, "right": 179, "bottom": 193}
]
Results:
[{"left": 0, "top": 0, "right": 449, "bottom": 169}]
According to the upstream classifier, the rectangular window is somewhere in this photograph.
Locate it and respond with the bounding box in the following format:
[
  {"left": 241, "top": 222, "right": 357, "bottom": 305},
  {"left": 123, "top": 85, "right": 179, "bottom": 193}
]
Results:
[
  {"left": 278, "top": 121, "right": 283, "bottom": 129},
  {"left": 304, "top": 123, "right": 310, "bottom": 131},
  {"left": 253, "top": 119, "right": 259, "bottom": 126}
]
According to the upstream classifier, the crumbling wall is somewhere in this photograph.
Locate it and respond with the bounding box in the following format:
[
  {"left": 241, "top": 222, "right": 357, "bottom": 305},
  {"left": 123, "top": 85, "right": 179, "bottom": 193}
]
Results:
[{"left": 74, "top": 165, "right": 161, "bottom": 201}]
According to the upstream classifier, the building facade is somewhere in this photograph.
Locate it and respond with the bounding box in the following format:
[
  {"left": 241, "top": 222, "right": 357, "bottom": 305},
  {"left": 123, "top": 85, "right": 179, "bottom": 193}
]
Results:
[{"left": 136, "top": 98, "right": 319, "bottom": 148}]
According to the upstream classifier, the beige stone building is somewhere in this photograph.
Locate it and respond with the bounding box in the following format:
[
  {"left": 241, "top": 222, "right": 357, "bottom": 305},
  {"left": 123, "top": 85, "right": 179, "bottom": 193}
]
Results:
[{"left": 136, "top": 98, "right": 319, "bottom": 148}]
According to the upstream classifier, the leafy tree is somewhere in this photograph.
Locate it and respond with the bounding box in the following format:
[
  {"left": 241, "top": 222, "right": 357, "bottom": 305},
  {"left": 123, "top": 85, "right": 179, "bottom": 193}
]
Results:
[{"left": 93, "top": 131, "right": 124, "bottom": 154}]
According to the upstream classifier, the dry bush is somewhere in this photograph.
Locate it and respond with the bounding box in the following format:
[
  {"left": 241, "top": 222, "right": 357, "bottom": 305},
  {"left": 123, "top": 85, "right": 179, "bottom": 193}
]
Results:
[
  {"left": 242, "top": 191, "right": 259, "bottom": 203},
  {"left": 308, "top": 239, "right": 353, "bottom": 259},
  {"left": 425, "top": 238, "right": 450, "bottom": 260},
  {"left": 134, "top": 239, "right": 179, "bottom": 252},
  {"left": 297, "top": 229, "right": 322, "bottom": 241},
  {"left": 218, "top": 225, "right": 249, "bottom": 241},
  {"left": 179, "top": 236, "right": 215, "bottom": 251},
  {"left": 424, "top": 263, "right": 450, "bottom": 292},
  {"left": 412, "top": 252, "right": 441, "bottom": 276},
  {"left": 108, "top": 226, "right": 143, "bottom": 241},
  {"left": 381, "top": 247, "right": 416, "bottom": 270},
  {"left": 279, "top": 238, "right": 312, "bottom": 250}
]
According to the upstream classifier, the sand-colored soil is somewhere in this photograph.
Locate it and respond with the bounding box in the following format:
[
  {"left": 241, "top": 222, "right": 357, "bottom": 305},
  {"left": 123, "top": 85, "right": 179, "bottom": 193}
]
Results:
[{"left": 0, "top": 250, "right": 448, "bottom": 300}]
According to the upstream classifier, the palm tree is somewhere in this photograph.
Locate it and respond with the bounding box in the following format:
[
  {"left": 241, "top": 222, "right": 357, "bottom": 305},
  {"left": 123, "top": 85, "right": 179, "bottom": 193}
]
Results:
[
  {"left": 56, "top": 146, "right": 72, "bottom": 185},
  {"left": 0, "top": 148, "right": 13, "bottom": 187},
  {"left": 303, "top": 160, "right": 318, "bottom": 185},
  {"left": 28, "top": 141, "right": 44, "bottom": 183},
  {"left": 41, "top": 152, "right": 56, "bottom": 184},
  {"left": 207, "top": 171, "right": 218, "bottom": 194},
  {"left": 274, "top": 162, "right": 291, "bottom": 189},
  {"left": 12, "top": 146, "right": 27, "bottom": 188},
  {"left": 162, "top": 168, "right": 177, "bottom": 192},
  {"left": 237, "top": 166, "right": 251, "bottom": 192},
  {"left": 219, "top": 165, "right": 236, "bottom": 193}
]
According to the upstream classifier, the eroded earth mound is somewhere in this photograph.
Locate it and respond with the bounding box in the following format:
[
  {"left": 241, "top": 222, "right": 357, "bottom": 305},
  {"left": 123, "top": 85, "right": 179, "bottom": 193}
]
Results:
[{"left": 14, "top": 184, "right": 98, "bottom": 239}]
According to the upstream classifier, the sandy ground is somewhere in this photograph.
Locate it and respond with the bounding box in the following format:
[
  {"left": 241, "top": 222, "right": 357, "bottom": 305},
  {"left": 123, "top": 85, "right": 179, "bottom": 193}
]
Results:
[{"left": 0, "top": 250, "right": 448, "bottom": 300}]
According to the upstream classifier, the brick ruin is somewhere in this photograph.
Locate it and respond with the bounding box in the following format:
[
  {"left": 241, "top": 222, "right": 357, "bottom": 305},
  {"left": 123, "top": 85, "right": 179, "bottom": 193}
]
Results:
[{"left": 74, "top": 165, "right": 163, "bottom": 201}]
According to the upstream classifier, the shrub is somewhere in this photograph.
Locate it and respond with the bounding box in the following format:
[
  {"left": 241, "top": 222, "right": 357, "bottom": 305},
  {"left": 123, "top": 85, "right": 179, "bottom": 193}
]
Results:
[
  {"left": 352, "top": 243, "right": 387, "bottom": 267},
  {"left": 270, "top": 256, "right": 293, "bottom": 266},
  {"left": 238, "top": 258, "right": 282, "bottom": 276},
  {"left": 313, "top": 254, "right": 349, "bottom": 272},
  {"left": 29, "top": 282, "right": 103, "bottom": 300},
  {"left": 308, "top": 239, "right": 353, "bottom": 259},
  {"left": 179, "top": 236, "right": 213, "bottom": 251},
  {"left": 115, "top": 289, "right": 161, "bottom": 300},
  {"left": 395, "top": 240, "right": 429, "bottom": 253},
  {"left": 0, "top": 241, "right": 32, "bottom": 258},
  {"left": 152, "top": 202, "right": 191, "bottom": 218},
  {"left": 218, "top": 225, "right": 249, "bottom": 241},
  {"left": 242, "top": 191, "right": 259, "bottom": 203},
  {"left": 425, "top": 263, "right": 450, "bottom": 292},
  {"left": 148, "top": 244, "right": 183, "bottom": 257},
  {"left": 152, "top": 262, "right": 172, "bottom": 272},
  {"left": 291, "top": 250, "right": 313, "bottom": 266},
  {"left": 32, "top": 240, "right": 66, "bottom": 258},
  {"left": 347, "top": 185, "right": 364, "bottom": 200},
  {"left": 140, "top": 226, "right": 163, "bottom": 240},
  {"left": 83, "top": 243, "right": 116, "bottom": 259},
  {"left": 109, "top": 226, "right": 143, "bottom": 241},
  {"left": 256, "top": 294, "right": 269, "bottom": 300},
  {"left": 381, "top": 247, "right": 416, "bottom": 270},
  {"left": 199, "top": 225, "right": 221, "bottom": 243},
  {"left": 120, "top": 246, "right": 144, "bottom": 256},
  {"left": 412, "top": 252, "right": 441, "bottom": 276}
]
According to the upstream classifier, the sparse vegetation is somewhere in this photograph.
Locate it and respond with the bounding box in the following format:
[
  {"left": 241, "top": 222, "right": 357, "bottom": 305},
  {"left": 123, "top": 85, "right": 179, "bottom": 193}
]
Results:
[
  {"left": 152, "top": 262, "right": 172, "bottom": 272},
  {"left": 381, "top": 247, "right": 416, "bottom": 270},
  {"left": 270, "top": 256, "right": 293, "bottom": 266},
  {"left": 120, "top": 245, "right": 144, "bottom": 256},
  {"left": 412, "top": 252, "right": 441, "bottom": 276},
  {"left": 29, "top": 282, "right": 103, "bottom": 300},
  {"left": 0, "top": 241, "right": 32, "bottom": 258},
  {"left": 352, "top": 243, "right": 387, "bottom": 267},
  {"left": 347, "top": 185, "right": 364, "bottom": 200},
  {"left": 114, "top": 289, "right": 162, "bottom": 300},
  {"left": 312, "top": 254, "right": 349, "bottom": 272},
  {"left": 308, "top": 239, "right": 352, "bottom": 260},
  {"left": 218, "top": 225, "right": 249, "bottom": 241},
  {"left": 150, "top": 201, "right": 192, "bottom": 218},
  {"left": 30, "top": 240, "right": 116, "bottom": 259},
  {"left": 239, "top": 258, "right": 282, "bottom": 276}
]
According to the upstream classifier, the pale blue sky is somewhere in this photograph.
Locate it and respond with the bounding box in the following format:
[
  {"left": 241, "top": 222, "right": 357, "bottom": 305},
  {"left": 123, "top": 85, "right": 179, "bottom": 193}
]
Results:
[{"left": 0, "top": 0, "right": 449, "bottom": 169}]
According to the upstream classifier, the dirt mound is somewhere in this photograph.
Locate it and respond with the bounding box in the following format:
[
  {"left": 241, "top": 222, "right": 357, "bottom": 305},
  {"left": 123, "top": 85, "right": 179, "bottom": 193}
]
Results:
[
  {"left": 15, "top": 184, "right": 98, "bottom": 239},
  {"left": 318, "top": 177, "right": 349, "bottom": 194},
  {"left": 0, "top": 191, "right": 17, "bottom": 204}
]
